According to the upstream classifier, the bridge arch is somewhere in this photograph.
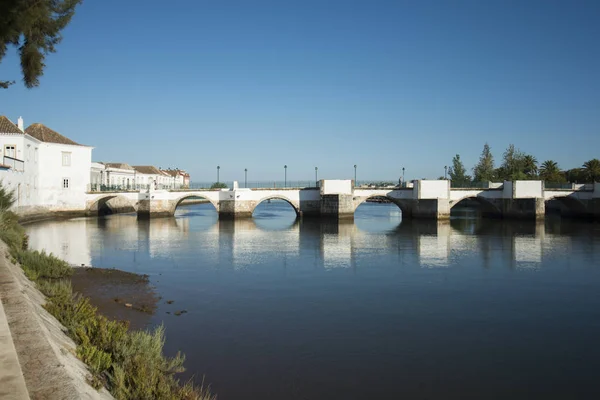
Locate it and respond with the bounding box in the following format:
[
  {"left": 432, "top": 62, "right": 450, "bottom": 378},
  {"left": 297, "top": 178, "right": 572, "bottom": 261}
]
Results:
[
  {"left": 450, "top": 195, "right": 502, "bottom": 215},
  {"left": 353, "top": 195, "right": 411, "bottom": 216},
  {"left": 251, "top": 195, "right": 300, "bottom": 216},
  {"left": 171, "top": 194, "right": 219, "bottom": 214},
  {"left": 87, "top": 194, "right": 137, "bottom": 216},
  {"left": 544, "top": 194, "right": 589, "bottom": 216}
]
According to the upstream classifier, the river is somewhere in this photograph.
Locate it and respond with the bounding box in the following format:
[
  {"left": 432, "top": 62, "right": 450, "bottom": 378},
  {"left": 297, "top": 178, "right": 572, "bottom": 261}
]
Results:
[{"left": 25, "top": 201, "right": 600, "bottom": 399}]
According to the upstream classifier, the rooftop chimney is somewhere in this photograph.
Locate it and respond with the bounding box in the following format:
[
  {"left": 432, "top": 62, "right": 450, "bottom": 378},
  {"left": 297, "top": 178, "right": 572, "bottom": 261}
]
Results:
[{"left": 17, "top": 116, "right": 24, "bottom": 131}]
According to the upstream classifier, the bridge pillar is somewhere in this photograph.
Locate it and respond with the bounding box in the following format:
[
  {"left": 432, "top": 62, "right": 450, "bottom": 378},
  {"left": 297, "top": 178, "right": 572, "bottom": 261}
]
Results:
[
  {"left": 501, "top": 181, "right": 545, "bottom": 219},
  {"left": 410, "top": 180, "right": 451, "bottom": 220},
  {"left": 320, "top": 194, "right": 355, "bottom": 219},
  {"left": 218, "top": 199, "right": 254, "bottom": 219},
  {"left": 137, "top": 191, "right": 175, "bottom": 219},
  {"left": 411, "top": 199, "right": 450, "bottom": 219}
]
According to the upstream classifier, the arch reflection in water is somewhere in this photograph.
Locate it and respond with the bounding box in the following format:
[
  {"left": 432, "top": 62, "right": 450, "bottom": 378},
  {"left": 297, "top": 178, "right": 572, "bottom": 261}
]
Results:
[{"left": 22, "top": 205, "right": 587, "bottom": 276}]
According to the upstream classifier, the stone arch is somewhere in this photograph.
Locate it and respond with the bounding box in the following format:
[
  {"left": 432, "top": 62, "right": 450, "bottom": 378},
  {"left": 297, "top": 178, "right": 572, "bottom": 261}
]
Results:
[
  {"left": 171, "top": 194, "right": 219, "bottom": 214},
  {"left": 252, "top": 195, "right": 300, "bottom": 216},
  {"left": 545, "top": 194, "right": 589, "bottom": 216},
  {"left": 87, "top": 194, "right": 136, "bottom": 216},
  {"left": 449, "top": 196, "right": 502, "bottom": 215},
  {"left": 353, "top": 195, "right": 412, "bottom": 217}
]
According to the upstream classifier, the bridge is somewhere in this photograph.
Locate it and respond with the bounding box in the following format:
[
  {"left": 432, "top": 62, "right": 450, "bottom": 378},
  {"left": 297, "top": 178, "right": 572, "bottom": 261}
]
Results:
[{"left": 85, "top": 179, "right": 600, "bottom": 220}]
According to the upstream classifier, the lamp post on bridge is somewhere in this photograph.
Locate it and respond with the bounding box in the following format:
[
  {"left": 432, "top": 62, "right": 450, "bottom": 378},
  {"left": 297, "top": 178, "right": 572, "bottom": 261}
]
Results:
[
  {"left": 284, "top": 165, "right": 287, "bottom": 188},
  {"left": 245, "top": 168, "right": 247, "bottom": 188},
  {"left": 402, "top": 167, "right": 405, "bottom": 186},
  {"left": 217, "top": 165, "right": 220, "bottom": 184},
  {"left": 315, "top": 166, "right": 318, "bottom": 187},
  {"left": 354, "top": 164, "right": 357, "bottom": 186},
  {"left": 444, "top": 165, "right": 448, "bottom": 180}
]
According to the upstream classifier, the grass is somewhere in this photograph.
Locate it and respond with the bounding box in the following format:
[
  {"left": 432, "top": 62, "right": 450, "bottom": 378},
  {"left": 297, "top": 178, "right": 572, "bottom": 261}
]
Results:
[{"left": 0, "top": 183, "right": 216, "bottom": 399}]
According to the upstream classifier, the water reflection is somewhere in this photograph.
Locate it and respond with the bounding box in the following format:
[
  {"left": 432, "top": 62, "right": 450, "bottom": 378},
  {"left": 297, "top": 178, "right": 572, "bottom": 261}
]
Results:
[
  {"left": 23, "top": 203, "right": 600, "bottom": 400},
  {"left": 25, "top": 204, "right": 598, "bottom": 273}
]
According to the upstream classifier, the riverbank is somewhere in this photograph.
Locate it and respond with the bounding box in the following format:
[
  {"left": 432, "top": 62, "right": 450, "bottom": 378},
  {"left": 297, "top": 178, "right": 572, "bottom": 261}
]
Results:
[
  {"left": 0, "top": 240, "right": 113, "bottom": 399},
  {"left": 0, "top": 182, "right": 216, "bottom": 399}
]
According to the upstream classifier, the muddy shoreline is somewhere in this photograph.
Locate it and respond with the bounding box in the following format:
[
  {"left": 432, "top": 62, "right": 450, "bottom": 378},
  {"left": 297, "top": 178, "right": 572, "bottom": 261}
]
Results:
[{"left": 70, "top": 267, "right": 159, "bottom": 331}]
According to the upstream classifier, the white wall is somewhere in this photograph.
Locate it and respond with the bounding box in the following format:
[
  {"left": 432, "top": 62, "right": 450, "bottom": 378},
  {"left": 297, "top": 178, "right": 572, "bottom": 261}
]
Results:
[
  {"left": 416, "top": 180, "right": 449, "bottom": 199},
  {"left": 37, "top": 142, "right": 92, "bottom": 210},
  {"left": 0, "top": 134, "right": 41, "bottom": 210},
  {"left": 321, "top": 180, "right": 352, "bottom": 195},
  {"left": 514, "top": 180, "right": 543, "bottom": 198}
]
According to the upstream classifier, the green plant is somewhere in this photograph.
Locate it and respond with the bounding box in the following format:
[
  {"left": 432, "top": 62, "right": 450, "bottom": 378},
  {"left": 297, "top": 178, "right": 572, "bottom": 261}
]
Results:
[{"left": 210, "top": 182, "right": 228, "bottom": 189}]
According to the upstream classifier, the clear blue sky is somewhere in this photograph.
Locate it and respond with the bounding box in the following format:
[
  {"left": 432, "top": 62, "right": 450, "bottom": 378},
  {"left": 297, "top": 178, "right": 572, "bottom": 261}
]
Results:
[{"left": 1, "top": 0, "right": 599, "bottom": 182}]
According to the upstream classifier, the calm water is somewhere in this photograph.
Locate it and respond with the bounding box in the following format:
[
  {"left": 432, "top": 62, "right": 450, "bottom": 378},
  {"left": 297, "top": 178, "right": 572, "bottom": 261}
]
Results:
[{"left": 25, "top": 202, "right": 600, "bottom": 399}]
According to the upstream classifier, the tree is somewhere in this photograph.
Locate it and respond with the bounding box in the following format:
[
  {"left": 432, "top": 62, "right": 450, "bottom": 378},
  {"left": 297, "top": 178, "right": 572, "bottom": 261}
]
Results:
[
  {"left": 539, "top": 160, "right": 566, "bottom": 183},
  {"left": 210, "top": 182, "right": 228, "bottom": 189},
  {"left": 0, "top": 0, "right": 83, "bottom": 89},
  {"left": 448, "top": 154, "right": 471, "bottom": 186},
  {"left": 497, "top": 144, "right": 527, "bottom": 181},
  {"left": 583, "top": 159, "right": 600, "bottom": 182},
  {"left": 565, "top": 168, "right": 586, "bottom": 183},
  {"left": 523, "top": 154, "right": 538, "bottom": 178},
  {"left": 473, "top": 143, "right": 495, "bottom": 182}
]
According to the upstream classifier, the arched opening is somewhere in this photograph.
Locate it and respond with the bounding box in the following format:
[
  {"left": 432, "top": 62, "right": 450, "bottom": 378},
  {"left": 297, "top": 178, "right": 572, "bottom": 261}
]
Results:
[
  {"left": 252, "top": 196, "right": 299, "bottom": 229},
  {"left": 92, "top": 195, "right": 136, "bottom": 216},
  {"left": 173, "top": 195, "right": 218, "bottom": 218},
  {"left": 355, "top": 196, "right": 405, "bottom": 232},
  {"left": 450, "top": 197, "right": 501, "bottom": 219},
  {"left": 545, "top": 196, "right": 589, "bottom": 218}
]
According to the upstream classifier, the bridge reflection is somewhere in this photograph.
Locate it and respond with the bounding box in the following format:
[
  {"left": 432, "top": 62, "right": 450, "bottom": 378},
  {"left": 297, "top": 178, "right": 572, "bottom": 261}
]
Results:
[{"left": 25, "top": 214, "right": 599, "bottom": 273}]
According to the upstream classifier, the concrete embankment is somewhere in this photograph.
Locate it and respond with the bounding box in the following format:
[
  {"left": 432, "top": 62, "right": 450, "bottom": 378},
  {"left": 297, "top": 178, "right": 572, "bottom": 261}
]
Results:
[{"left": 0, "top": 240, "right": 113, "bottom": 400}]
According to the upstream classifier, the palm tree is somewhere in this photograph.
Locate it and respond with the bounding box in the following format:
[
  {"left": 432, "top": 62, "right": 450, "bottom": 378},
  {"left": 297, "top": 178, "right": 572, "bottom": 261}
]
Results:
[
  {"left": 583, "top": 159, "right": 600, "bottom": 182},
  {"left": 523, "top": 154, "right": 538, "bottom": 178},
  {"left": 539, "top": 160, "right": 563, "bottom": 182}
]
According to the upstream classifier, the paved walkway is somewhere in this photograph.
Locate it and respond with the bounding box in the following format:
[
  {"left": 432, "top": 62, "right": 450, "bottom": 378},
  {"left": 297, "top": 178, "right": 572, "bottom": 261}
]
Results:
[{"left": 0, "top": 280, "right": 30, "bottom": 400}]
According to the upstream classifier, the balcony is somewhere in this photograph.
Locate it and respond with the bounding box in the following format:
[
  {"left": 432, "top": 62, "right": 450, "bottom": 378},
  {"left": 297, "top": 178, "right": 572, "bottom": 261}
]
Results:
[{"left": 2, "top": 156, "right": 25, "bottom": 172}]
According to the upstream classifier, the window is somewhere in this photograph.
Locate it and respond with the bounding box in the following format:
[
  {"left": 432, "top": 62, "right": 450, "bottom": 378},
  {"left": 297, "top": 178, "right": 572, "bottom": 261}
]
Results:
[
  {"left": 26, "top": 145, "right": 31, "bottom": 161},
  {"left": 4, "top": 145, "right": 16, "bottom": 158},
  {"left": 63, "top": 178, "right": 70, "bottom": 189},
  {"left": 62, "top": 152, "right": 71, "bottom": 166},
  {"left": 34, "top": 148, "right": 38, "bottom": 162}
]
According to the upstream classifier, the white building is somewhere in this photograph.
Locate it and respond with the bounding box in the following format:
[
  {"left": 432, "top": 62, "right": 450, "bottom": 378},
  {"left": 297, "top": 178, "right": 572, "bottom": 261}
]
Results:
[
  {"left": 90, "top": 162, "right": 136, "bottom": 190},
  {"left": 0, "top": 115, "right": 93, "bottom": 215},
  {"left": 161, "top": 168, "right": 190, "bottom": 189},
  {"left": 133, "top": 165, "right": 174, "bottom": 189}
]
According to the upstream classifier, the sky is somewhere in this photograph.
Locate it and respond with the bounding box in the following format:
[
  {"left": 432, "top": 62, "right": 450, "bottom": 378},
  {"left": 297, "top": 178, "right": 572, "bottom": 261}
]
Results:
[{"left": 1, "top": 0, "right": 599, "bottom": 183}]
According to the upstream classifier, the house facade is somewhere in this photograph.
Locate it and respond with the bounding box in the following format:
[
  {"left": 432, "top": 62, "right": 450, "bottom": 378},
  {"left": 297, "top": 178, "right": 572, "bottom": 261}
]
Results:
[
  {"left": 133, "top": 165, "right": 174, "bottom": 189},
  {"left": 162, "top": 168, "right": 190, "bottom": 188},
  {"left": 0, "top": 116, "right": 93, "bottom": 214}
]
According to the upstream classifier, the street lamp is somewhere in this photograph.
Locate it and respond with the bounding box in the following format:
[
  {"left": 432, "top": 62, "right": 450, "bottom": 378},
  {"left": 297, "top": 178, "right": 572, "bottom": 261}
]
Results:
[
  {"left": 444, "top": 165, "right": 448, "bottom": 179},
  {"left": 284, "top": 165, "right": 287, "bottom": 188},
  {"left": 244, "top": 168, "right": 247, "bottom": 188},
  {"left": 402, "top": 167, "right": 405, "bottom": 186},
  {"left": 354, "top": 164, "right": 357, "bottom": 185},
  {"left": 315, "top": 166, "right": 318, "bottom": 186},
  {"left": 217, "top": 165, "right": 220, "bottom": 183}
]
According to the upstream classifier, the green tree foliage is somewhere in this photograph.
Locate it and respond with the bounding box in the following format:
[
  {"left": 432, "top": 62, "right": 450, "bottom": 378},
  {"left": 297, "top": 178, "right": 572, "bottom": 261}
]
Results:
[
  {"left": 472, "top": 143, "right": 495, "bottom": 182},
  {"left": 448, "top": 154, "right": 471, "bottom": 186},
  {"left": 496, "top": 144, "right": 528, "bottom": 181},
  {"left": 0, "top": 0, "right": 83, "bottom": 89},
  {"left": 565, "top": 168, "right": 586, "bottom": 183},
  {"left": 523, "top": 154, "right": 538, "bottom": 178},
  {"left": 539, "top": 160, "right": 566, "bottom": 183},
  {"left": 210, "top": 182, "right": 228, "bottom": 189},
  {"left": 583, "top": 159, "right": 600, "bottom": 182}
]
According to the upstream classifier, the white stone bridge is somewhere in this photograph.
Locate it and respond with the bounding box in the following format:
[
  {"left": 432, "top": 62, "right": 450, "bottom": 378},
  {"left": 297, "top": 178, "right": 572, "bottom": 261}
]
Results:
[{"left": 85, "top": 180, "right": 600, "bottom": 220}]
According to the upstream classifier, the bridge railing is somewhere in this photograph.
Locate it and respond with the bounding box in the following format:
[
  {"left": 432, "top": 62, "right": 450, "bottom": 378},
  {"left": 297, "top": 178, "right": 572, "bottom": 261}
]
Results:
[
  {"left": 87, "top": 183, "right": 186, "bottom": 192},
  {"left": 450, "top": 181, "right": 502, "bottom": 189}
]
